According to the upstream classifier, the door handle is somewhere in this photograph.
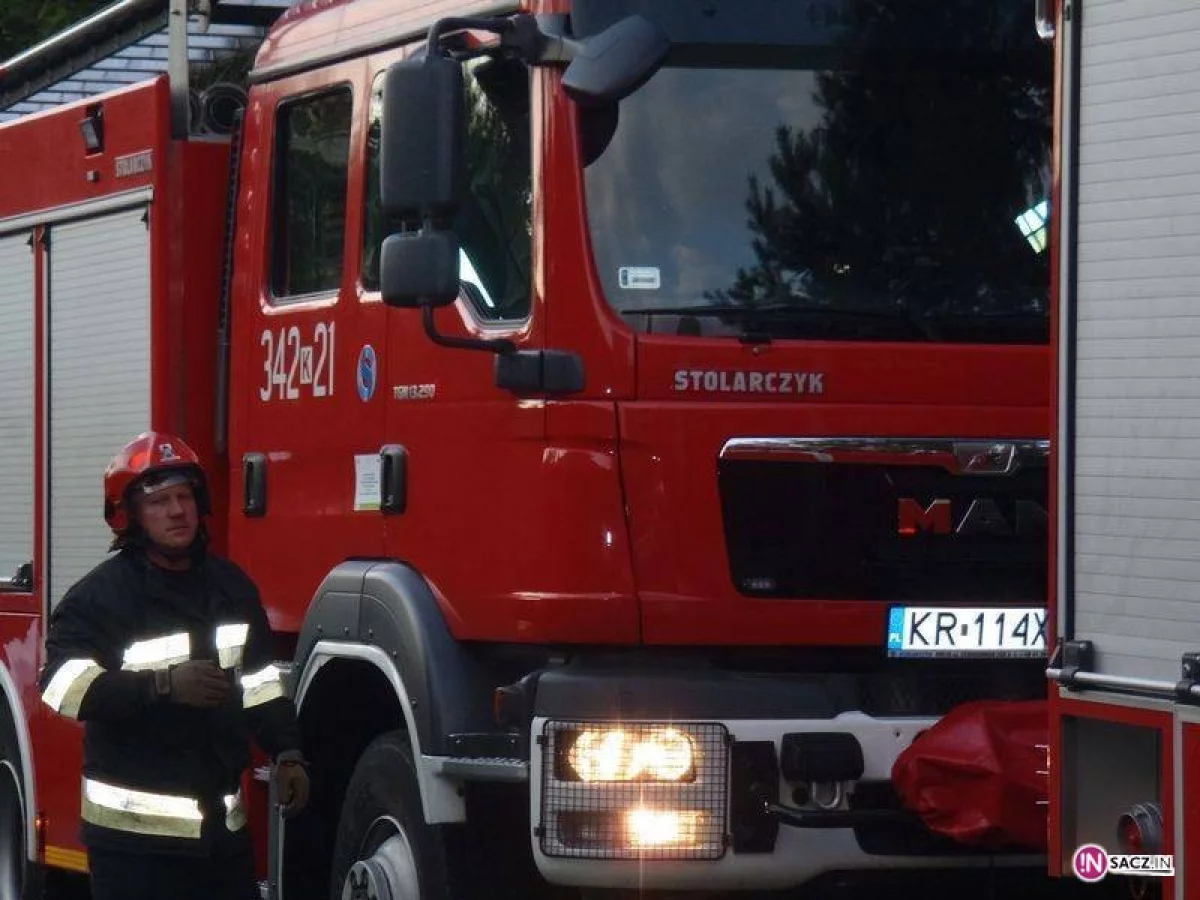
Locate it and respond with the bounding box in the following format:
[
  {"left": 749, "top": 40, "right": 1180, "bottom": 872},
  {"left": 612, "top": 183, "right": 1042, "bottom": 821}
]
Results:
[
  {"left": 243, "top": 452, "right": 267, "bottom": 517},
  {"left": 380, "top": 445, "right": 408, "bottom": 515}
]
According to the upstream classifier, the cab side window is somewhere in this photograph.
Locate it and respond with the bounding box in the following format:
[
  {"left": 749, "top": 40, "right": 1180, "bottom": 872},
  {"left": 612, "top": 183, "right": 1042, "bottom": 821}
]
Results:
[
  {"left": 362, "top": 57, "right": 532, "bottom": 320},
  {"left": 271, "top": 89, "right": 353, "bottom": 300}
]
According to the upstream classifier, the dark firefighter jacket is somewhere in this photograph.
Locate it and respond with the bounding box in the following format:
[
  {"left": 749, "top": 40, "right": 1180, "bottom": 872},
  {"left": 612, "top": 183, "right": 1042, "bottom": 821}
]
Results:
[{"left": 38, "top": 548, "right": 302, "bottom": 856}]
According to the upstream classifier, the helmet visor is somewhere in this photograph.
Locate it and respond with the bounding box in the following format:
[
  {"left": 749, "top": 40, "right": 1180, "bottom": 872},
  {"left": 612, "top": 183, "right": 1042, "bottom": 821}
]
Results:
[{"left": 134, "top": 470, "right": 197, "bottom": 497}]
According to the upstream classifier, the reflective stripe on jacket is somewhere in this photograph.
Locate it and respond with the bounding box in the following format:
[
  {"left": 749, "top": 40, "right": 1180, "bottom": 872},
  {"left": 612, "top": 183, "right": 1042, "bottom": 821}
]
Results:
[
  {"left": 81, "top": 778, "right": 247, "bottom": 840},
  {"left": 42, "top": 629, "right": 287, "bottom": 718},
  {"left": 37, "top": 549, "right": 301, "bottom": 855}
]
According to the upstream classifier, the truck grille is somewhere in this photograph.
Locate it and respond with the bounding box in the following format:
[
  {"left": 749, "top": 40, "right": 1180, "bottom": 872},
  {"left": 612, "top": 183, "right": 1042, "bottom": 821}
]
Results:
[{"left": 718, "top": 439, "right": 1047, "bottom": 603}]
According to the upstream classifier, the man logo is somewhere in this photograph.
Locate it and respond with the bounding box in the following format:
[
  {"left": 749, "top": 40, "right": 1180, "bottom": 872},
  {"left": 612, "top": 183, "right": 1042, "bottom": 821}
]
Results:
[
  {"left": 897, "top": 497, "right": 1048, "bottom": 538},
  {"left": 1072, "top": 844, "right": 1109, "bottom": 883},
  {"left": 158, "top": 443, "right": 177, "bottom": 461}
]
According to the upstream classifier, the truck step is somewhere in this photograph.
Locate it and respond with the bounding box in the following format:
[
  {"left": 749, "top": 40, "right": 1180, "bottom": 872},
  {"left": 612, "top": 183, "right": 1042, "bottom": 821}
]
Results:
[{"left": 428, "top": 756, "right": 529, "bottom": 783}]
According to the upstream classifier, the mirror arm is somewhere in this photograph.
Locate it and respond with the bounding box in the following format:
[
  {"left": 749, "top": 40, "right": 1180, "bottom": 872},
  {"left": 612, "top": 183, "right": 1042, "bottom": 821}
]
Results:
[
  {"left": 426, "top": 15, "right": 518, "bottom": 58},
  {"left": 422, "top": 303, "right": 515, "bottom": 355},
  {"left": 425, "top": 13, "right": 581, "bottom": 67},
  {"left": 509, "top": 15, "right": 583, "bottom": 65}
]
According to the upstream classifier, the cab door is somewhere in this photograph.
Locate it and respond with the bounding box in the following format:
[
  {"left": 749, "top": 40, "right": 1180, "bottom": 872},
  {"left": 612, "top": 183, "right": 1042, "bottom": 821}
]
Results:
[
  {"left": 229, "top": 60, "right": 388, "bottom": 632},
  {"left": 365, "top": 46, "right": 559, "bottom": 638}
]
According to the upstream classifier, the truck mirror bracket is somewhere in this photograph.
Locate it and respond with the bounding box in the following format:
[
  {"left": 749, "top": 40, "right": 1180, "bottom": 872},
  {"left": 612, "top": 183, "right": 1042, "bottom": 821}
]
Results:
[{"left": 421, "top": 303, "right": 514, "bottom": 355}]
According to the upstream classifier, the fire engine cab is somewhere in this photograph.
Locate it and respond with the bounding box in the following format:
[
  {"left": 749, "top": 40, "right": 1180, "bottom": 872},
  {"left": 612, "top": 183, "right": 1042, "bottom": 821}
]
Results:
[{"left": 0, "top": 0, "right": 1057, "bottom": 896}]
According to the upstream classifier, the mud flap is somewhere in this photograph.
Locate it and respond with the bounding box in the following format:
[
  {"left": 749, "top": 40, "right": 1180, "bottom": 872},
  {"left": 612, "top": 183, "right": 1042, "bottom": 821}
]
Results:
[{"left": 891, "top": 700, "right": 1048, "bottom": 850}]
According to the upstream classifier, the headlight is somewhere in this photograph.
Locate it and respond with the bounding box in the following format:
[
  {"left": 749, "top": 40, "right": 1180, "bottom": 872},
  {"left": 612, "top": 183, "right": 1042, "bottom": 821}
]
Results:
[
  {"left": 627, "top": 808, "right": 703, "bottom": 847},
  {"left": 558, "top": 726, "right": 695, "bottom": 782},
  {"left": 539, "top": 721, "right": 728, "bottom": 860}
]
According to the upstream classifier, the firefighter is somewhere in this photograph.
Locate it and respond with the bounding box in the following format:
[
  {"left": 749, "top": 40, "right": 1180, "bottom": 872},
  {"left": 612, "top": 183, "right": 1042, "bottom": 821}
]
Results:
[{"left": 37, "top": 431, "right": 310, "bottom": 900}]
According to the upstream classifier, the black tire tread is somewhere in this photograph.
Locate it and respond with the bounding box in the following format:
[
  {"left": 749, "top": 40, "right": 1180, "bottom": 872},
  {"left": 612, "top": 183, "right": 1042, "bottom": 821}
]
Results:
[
  {"left": 329, "top": 730, "right": 474, "bottom": 900},
  {"left": 0, "top": 702, "right": 39, "bottom": 900}
]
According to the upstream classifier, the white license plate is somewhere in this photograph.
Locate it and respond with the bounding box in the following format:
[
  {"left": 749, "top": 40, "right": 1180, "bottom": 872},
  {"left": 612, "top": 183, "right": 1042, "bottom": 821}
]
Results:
[{"left": 886, "top": 606, "right": 1047, "bottom": 658}]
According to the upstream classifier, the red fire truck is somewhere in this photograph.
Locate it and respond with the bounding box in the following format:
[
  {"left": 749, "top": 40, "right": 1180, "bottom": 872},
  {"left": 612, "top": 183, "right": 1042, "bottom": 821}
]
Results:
[
  {"left": 1046, "top": 0, "right": 1200, "bottom": 898},
  {"left": 0, "top": 0, "right": 1057, "bottom": 897}
]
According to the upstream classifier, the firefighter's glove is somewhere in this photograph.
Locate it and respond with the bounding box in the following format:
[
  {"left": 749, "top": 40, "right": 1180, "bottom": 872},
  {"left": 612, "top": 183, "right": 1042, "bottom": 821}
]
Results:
[
  {"left": 167, "top": 660, "right": 233, "bottom": 708},
  {"left": 275, "top": 759, "right": 310, "bottom": 819}
]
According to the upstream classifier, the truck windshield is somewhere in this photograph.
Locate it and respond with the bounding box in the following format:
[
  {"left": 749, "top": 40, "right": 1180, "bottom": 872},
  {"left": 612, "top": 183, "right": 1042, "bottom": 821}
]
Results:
[{"left": 574, "top": 0, "right": 1052, "bottom": 344}]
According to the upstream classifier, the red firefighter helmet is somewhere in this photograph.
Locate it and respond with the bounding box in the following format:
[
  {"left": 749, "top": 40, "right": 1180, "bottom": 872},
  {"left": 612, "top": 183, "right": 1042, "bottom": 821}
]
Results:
[{"left": 103, "top": 431, "right": 210, "bottom": 534}]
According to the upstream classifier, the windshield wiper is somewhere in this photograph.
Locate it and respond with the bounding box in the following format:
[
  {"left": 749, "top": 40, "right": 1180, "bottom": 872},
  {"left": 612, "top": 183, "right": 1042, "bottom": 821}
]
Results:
[
  {"left": 621, "top": 302, "right": 909, "bottom": 318},
  {"left": 620, "top": 302, "right": 939, "bottom": 341},
  {"left": 620, "top": 304, "right": 761, "bottom": 317}
]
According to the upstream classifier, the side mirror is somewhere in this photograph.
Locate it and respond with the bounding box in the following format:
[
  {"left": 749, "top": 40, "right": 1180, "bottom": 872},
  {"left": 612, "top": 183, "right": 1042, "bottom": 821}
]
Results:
[
  {"left": 381, "top": 54, "right": 466, "bottom": 221},
  {"left": 379, "top": 52, "right": 465, "bottom": 311},
  {"left": 561, "top": 15, "right": 669, "bottom": 105},
  {"left": 380, "top": 230, "right": 460, "bottom": 309}
]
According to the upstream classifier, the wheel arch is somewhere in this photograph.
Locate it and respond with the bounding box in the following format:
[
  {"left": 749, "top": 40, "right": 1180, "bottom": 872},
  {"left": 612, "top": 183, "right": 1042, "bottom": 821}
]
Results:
[
  {"left": 287, "top": 558, "right": 498, "bottom": 824},
  {"left": 293, "top": 642, "right": 465, "bottom": 825}
]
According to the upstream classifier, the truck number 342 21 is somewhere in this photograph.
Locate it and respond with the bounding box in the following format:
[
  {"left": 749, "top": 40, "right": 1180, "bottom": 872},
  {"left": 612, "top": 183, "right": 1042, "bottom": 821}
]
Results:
[{"left": 259, "top": 323, "right": 335, "bottom": 401}]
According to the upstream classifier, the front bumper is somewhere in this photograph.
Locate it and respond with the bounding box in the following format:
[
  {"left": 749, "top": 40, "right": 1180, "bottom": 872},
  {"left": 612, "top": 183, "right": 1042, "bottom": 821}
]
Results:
[{"left": 529, "top": 711, "right": 1041, "bottom": 891}]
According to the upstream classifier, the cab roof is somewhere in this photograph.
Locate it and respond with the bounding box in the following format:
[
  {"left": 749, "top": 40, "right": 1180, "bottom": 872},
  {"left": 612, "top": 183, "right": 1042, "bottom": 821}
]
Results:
[{"left": 253, "top": 0, "right": 521, "bottom": 82}]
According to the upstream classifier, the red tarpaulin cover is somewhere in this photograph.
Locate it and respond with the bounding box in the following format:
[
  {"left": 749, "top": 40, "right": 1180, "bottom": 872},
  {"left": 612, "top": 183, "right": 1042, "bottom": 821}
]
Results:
[{"left": 891, "top": 699, "right": 1048, "bottom": 850}]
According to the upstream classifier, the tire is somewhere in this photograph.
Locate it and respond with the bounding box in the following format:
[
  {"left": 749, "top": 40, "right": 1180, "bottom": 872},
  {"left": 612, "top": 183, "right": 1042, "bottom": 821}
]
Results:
[
  {"left": 0, "top": 715, "right": 37, "bottom": 900},
  {"left": 329, "top": 730, "right": 471, "bottom": 900}
]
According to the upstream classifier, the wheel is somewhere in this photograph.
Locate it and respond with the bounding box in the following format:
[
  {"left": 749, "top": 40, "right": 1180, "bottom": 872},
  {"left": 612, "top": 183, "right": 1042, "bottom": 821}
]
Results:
[
  {"left": 0, "top": 761, "right": 24, "bottom": 900},
  {"left": 329, "top": 730, "right": 470, "bottom": 900},
  {"left": 0, "top": 715, "right": 37, "bottom": 900}
]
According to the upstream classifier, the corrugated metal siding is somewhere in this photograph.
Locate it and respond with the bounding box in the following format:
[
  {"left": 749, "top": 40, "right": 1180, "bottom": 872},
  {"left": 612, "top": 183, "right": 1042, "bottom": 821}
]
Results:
[
  {"left": 1073, "top": 0, "right": 1200, "bottom": 679},
  {"left": 0, "top": 233, "right": 35, "bottom": 583},
  {"left": 48, "top": 207, "right": 151, "bottom": 609}
]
